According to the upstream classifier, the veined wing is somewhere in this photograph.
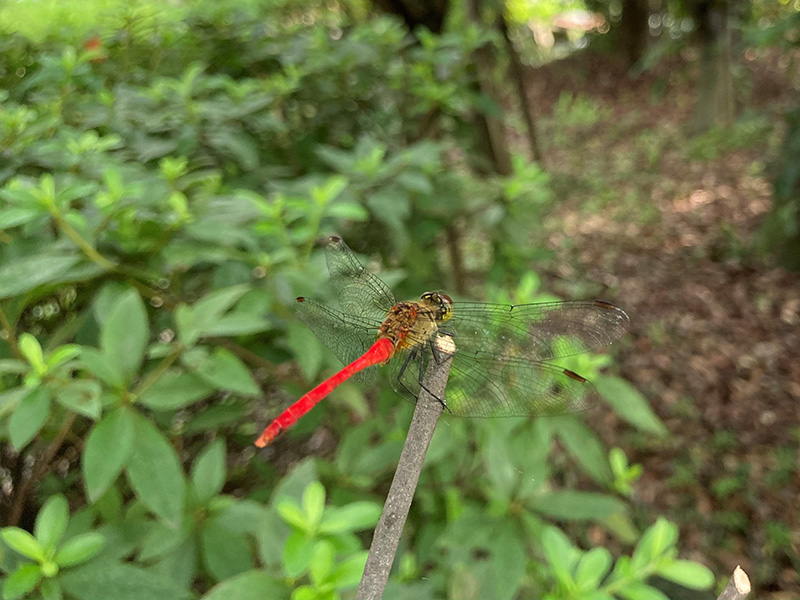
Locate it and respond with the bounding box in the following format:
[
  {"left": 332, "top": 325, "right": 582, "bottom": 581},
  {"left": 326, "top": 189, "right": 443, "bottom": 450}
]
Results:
[
  {"left": 388, "top": 342, "right": 596, "bottom": 417},
  {"left": 324, "top": 236, "right": 397, "bottom": 322},
  {"left": 446, "top": 300, "right": 629, "bottom": 362},
  {"left": 295, "top": 297, "right": 383, "bottom": 385}
]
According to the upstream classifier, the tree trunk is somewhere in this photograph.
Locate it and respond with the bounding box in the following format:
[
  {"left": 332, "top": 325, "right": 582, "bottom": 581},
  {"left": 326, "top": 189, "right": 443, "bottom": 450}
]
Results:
[
  {"left": 466, "top": 0, "right": 513, "bottom": 176},
  {"left": 691, "top": 0, "right": 736, "bottom": 132},
  {"left": 498, "top": 11, "right": 545, "bottom": 165}
]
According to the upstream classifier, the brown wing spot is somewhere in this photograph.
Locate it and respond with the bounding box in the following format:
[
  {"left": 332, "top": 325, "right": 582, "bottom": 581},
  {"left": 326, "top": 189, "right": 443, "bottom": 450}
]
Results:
[
  {"left": 329, "top": 235, "right": 342, "bottom": 243},
  {"left": 296, "top": 297, "right": 306, "bottom": 303},
  {"left": 593, "top": 300, "right": 616, "bottom": 310},
  {"left": 563, "top": 369, "right": 588, "bottom": 383}
]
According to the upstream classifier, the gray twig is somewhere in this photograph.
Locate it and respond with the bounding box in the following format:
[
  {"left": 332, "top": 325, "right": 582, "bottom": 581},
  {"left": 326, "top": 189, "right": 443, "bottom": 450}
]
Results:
[
  {"left": 717, "top": 566, "right": 751, "bottom": 600},
  {"left": 355, "top": 336, "right": 455, "bottom": 600}
]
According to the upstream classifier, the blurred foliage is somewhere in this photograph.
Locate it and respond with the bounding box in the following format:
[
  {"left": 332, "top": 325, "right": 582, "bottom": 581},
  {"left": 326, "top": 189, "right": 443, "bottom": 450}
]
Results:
[
  {"left": 0, "top": 0, "right": 718, "bottom": 598},
  {"left": 756, "top": 9, "right": 800, "bottom": 270}
]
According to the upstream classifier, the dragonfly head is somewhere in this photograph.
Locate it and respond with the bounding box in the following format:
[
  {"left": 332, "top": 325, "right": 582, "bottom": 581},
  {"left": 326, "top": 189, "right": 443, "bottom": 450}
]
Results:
[{"left": 420, "top": 291, "right": 453, "bottom": 323}]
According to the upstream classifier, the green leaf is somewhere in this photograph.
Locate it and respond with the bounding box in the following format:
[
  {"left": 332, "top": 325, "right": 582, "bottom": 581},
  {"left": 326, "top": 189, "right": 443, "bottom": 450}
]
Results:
[
  {"left": 631, "top": 518, "right": 678, "bottom": 571},
  {"left": 276, "top": 500, "right": 307, "bottom": 531},
  {"left": 283, "top": 531, "right": 315, "bottom": 578},
  {"left": 56, "top": 380, "right": 102, "bottom": 420},
  {"left": 326, "top": 201, "right": 369, "bottom": 221},
  {"left": 200, "top": 519, "right": 254, "bottom": 582},
  {"left": 302, "top": 482, "right": 325, "bottom": 531},
  {"left": 10, "top": 386, "right": 52, "bottom": 451},
  {"left": 80, "top": 349, "right": 124, "bottom": 389},
  {"left": 60, "top": 560, "right": 192, "bottom": 600},
  {"left": 285, "top": 322, "right": 323, "bottom": 381},
  {"left": 0, "top": 253, "right": 80, "bottom": 299},
  {"left": 2, "top": 563, "right": 42, "bottom": 600},
  {"left": 46, "top": 345, "right": 82, "bottom": 369},
  {"left": 193, "top": 349, "right": 260, "bottom": 396},
  {"left": 208, "top": 128, "right": 259, "bottom": 170},
  {"left": 655, "top": 560, "right": 715, "bottom": 590},
  {"left": 366, "top": 189, "right": 410, "bottom": 233},
  {"left": 1, "top": 527, "right": 45, "bottom": 561},
  {"left": 19, "top": 333, "right": 46, "bottom": 373},
  {"left": 553, "top": 418, "right": 613, "bottom": 485},
  {"left": 575, "top": 548, "right": 612, "bottom": 591},
  {"left": 126, "top": 414, "right": 185, "bottom": 526},
  {"left": 148, "top": 536, "right": 197, "bottom": 590},
  {"left": 485, "top": 522, "right": 527, "bottom": 600},
  {"left": 540, "top": 526, "right": 577, "bottom": 588},
  {"left": 484, "top": 427, "right": 518, "bottom": 500},
  {"left": 40, "top": 578, "right": 63, "bottom": 600},
  {"left": 138, "top": 521, "right": 190, "bottom": 562},
  {"left": 138, "top": 370, "right": 213, "bottom": 411},
  {"left": 308, "top": 540, "right": 334, "bottom": 586},
  {"left": 595, "top": 376, "right": 668, "bottom": 436},
  {"left": 83, "top": 407, "right": 135, "bottom": 501},
  {"left": 184, "top": 402, "right": 247, "bottom": 433},
  {"left": 177, "top": 286, "right": 250, "bottom": 344},
  {"left": 200, "top": 570, "right": 287, "bottom": 600},
  {"left": 191, "top": 439, "right": 226, "bottom": 503},
  {"left": 213, "top": 500, "right": 269, "bottom": 536},
  {"left": 318, "top": 501, "right": 381, "bottom": 534},
  {"left": 530, "top": 491, "right": 626, "bottom": 521},
  {"left": 327, "top": 552, "right": 368, "bottom": 587},
  {"left": 271, "top": 459, "right": 317, "bottom": 506},
  {"left": 34, "top": 495, "right": 69, "bottom": 552},
  {"left": 617, "top": 582, "right": 670, "bottom": 600},
  {"left": 100, "top": 289, "right": 149, "bottom": 383},
  {"left": 200, "top": 314, "right": 271, "bottom": 337},
  {"left": 55, "top": 532, "right": 105, "bottom": 567},
  {"left": 0, "top": 206, "right": 42, "bottom": 229}
]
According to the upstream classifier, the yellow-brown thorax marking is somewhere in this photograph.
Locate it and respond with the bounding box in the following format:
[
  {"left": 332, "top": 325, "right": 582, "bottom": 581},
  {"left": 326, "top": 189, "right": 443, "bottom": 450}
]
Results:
[{"left": 377, "top": 291, "right": 453, "bottom": 359}]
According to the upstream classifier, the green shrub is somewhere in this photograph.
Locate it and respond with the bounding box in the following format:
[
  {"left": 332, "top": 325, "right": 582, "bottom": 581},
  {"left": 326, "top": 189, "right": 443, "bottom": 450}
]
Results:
[{"left": 0, "top": 3, "right": 712, "bottom": 599}]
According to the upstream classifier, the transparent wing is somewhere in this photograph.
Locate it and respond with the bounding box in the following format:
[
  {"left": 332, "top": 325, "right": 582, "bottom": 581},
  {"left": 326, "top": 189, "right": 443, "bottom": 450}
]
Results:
[
  {"left": 387, "top": 342, "right": 596, "bottom": 417},
  {"left": 324, "top": 236, "right": 397, "bottom": 322},
  {"left": 295, "top": 297, "right": 382, "bottom": 385},
  {"left": 445, "top": 300, "right": 629, "bottom": 362}
]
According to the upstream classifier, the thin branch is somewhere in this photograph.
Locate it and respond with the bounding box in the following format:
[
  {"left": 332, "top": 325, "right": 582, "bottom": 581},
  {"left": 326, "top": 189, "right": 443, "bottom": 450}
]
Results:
[
  {"left": 0, "top": 302, "right": 22, "bottom": 359},
  {"left": 498, "top": 10, "right": 545, "bottom": 165},
  {"left": 8, "top": 413, "right": 77, "bottom": 526},
  {"left": 717, "top": 566, "right": 751, "bottom": 600},
  {"left": 132, "top": 343, "right": 184, "bottom": 397},
  {"left": 445, "top": 226, "right": 466, "bottom": 296},
  {"left": 355, "top": 336, "right": 455, "bottom": 600},
  {"left": 49, "top": 208, "right": 117, "bottom": 272}
]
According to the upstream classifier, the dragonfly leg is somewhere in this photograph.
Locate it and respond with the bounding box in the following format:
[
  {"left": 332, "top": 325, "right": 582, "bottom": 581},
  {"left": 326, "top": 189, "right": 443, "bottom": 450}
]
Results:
[
  {"left": 396, "top": 349, "right": 416, "bottom": 383},
  {"left": 395, "top": 349, "right": 424, "bottom": 399},
  {"left": 418, "top": 378, "right": 451, "bottom": 414},
  {"left": 428, "top": 339, "right": 443, "bottom": 365},
  {"left": 418, "top": 347, "right": 451, "bottom": 414}
]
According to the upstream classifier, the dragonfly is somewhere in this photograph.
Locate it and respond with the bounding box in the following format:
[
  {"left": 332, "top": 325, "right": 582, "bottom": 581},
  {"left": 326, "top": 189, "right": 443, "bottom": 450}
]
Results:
[{"left": 255, "top": 236, "right": 630, "bottom": 447}]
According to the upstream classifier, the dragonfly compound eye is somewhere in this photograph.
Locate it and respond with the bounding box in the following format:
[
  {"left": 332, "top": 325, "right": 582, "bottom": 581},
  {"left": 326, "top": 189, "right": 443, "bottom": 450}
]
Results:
[{"left": 436, "top": 292, "right": 453, "bottom": 321}]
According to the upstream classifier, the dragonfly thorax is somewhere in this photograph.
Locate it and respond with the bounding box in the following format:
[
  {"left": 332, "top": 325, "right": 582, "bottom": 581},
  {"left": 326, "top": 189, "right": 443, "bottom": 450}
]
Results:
[{"left": 378, "top": 300, "right": 442, "bottom": 352}]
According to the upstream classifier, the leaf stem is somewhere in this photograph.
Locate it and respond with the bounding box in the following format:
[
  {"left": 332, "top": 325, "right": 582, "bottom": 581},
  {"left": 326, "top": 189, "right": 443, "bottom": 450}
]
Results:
[
  {"left": 49, "top": 208, "right": 117, "bottom": 272},
  {"left": 0, "top": 303, "right": 22, "bottom": 359},
  {"left": 132, "top": 343, "right": 184, "bottom": 398}
]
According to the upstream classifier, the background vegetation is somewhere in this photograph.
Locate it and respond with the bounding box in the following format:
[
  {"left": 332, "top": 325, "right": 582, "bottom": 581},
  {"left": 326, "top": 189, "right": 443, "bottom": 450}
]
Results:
[{"left": 0, "top": 0, "right": 798, "bottom": 598}]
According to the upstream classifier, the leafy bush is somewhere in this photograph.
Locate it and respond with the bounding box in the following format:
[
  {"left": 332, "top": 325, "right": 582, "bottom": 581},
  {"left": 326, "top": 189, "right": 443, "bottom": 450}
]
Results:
[{"left": 0, "top": 2, "right": 714, "bottom": 599}]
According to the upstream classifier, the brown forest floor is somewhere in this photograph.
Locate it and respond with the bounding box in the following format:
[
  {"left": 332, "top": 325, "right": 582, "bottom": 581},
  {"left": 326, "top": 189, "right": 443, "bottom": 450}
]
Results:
[{"left": 527, "top": 49, "right": 800, "bottom": 599}]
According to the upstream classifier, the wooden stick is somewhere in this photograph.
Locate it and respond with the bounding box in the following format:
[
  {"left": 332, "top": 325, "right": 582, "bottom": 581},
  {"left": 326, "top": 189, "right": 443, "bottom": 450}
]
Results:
[
  {"left": 717, "top": 566, "right": 751, "bottom": 600},
  {"left": 355, "top": 336, "right": 455, "bottom": 600}
]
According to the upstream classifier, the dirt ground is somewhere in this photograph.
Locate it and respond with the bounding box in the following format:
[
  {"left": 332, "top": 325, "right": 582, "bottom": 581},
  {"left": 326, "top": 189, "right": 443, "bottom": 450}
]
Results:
[{"left": 528, "top": 49, "right": 800, "bottom": 598}]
